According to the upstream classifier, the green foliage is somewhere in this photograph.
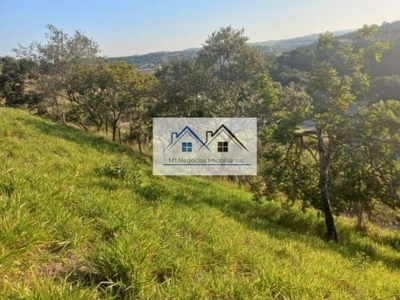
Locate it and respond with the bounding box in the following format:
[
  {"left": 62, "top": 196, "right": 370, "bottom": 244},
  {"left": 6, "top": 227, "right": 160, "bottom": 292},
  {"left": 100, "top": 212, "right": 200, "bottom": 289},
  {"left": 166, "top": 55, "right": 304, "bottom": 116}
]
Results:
[
  {"left": 99, "top": 155, "right": 143, "bottom": 191},
  {"left": 86, "top": 237, "right": 144, "bottom": 298},
  {"left": 68, "top": 61, "right": 155, "bottom": 140},
  {"left": 274, "top": 22, "right": 399, "bottom": 83},
  {"left": 366, "top": 38, "right": 400, "bottom": 77},
  {"left": 276, "top": 48, "right": 316, "bottom": 72},
  {"left": 354, "top": 24, "right": 379, "bottom": 41},
  {"left": 99, "top": 157, "right": 128, "bottom": 179},
  {"left": 154, "top": 26, "right": 270, "bottom": 118},
  {"left": 1, "top": 108, "right": 400, "bottom": 299},
  {"left": 310, "top": 61, "right": 340, "bottom": 104},
  {"left": 353, "top": 100, "right": 400, "bottom": 209},
  {"left": 252, "top": 73, "right": 278, "bottom": 106},
  {"left": 139, "top": 181, "right": 166, "bottom": 202},
  {"left": 153, "top": 58, "right": 218, "bottom": 117},
  {"left": 0, "top": 56, "right": 39, "bottom": 107},
  {"left": 198, "top": 26, "right": 267, "bottom": 84},
  {"left": 318, "top": 32, "right": 334, "bottom": 50},
  {"left": 14, "top": 24, "right": 100, "bottom": 69},
  {"left": 272, "top": 66, "right": 310, "bottom": 86},
  {"left": 368, "top": 75, "right": 400, "bottom": 101},
  {"left": 13, "top": 24, "right": 101, "bottom": 120},
  {"left": 259, "top": 24, "right": 392, "bottom": 241},
  {"left": 6, "top": 19, "right": 400, "bottom": 296}
]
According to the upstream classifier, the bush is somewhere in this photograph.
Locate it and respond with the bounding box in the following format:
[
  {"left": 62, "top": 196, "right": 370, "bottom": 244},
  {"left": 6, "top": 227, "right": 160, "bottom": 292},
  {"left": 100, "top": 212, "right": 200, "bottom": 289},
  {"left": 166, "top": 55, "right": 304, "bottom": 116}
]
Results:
[
  {"left": 139, "top": 181, "right": 166, "bottom": 202},
  {"left": 98, "top": 155, "right": 142, "bottom": 189}
]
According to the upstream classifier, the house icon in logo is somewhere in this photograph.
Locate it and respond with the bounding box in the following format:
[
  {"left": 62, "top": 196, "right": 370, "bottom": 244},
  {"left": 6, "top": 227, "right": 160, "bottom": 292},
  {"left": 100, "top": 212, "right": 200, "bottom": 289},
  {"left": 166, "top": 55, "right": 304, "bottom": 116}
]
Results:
[
  {"left": 164, "top": 126, "right": 210, "bottom": 153},
  {"left": 153, "top": 117, "right": 257, "bottom": 175},
  {"left": 200, "top": 124, "right": 248, "bottom": 153},
  {"left": 164, "top": 124, "right": 247, "bottom": 154}
]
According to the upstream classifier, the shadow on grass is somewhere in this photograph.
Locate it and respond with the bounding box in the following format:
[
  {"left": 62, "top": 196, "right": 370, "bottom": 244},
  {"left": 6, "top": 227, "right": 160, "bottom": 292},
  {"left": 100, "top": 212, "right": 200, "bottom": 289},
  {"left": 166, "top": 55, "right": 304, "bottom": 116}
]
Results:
[
  {"left": 20, "top": 115, "right": 400, "bottom": 271},
  {"left": 21, "top": 118, "right": 151, "bottom": 166},
  {"left": 167, "top": 176, "right": 400, "bottom": 271}
]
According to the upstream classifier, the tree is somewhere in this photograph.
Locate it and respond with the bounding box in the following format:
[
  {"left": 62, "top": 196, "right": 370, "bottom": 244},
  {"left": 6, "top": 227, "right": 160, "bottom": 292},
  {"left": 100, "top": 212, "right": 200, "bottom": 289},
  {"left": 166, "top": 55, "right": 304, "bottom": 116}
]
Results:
[
  {"left": 0, "top": 56, "right": 39, "bottom": 107},
  {"left": 198, "top": 26, "right": 268, "bottom": 87},
  {"left": 272, "top": 66, "right": 309, "bottom": 86},
  {"left": 153, "top": 26, "right": 270, "bottom": 118},
  {"left": 260, "top": 25, "right": 390, "bottom": 241},
  {"left": 65, "top": 64, "right": 107, "bottom": 131},
  {"left": 258, "top": 83, "right": 314, "bottom": 203},
  {"left": 368, "top": 75, "right": 400, "bottom": 102},
  {"left": 13, "top": 24, "right": 100, "bottom": 119},
  {"left": 67, "top": 61, "right": 155, "bottom": 142},
  {"left": 277, "top": 47, "right": 316, "bottom": 72},
  {"left": 328, "top": 100, "right": 400, "bottom": 230},
  {"left": 304, "top": 26, "right": 389, "bottom": 241},
  {"left": 153, "top": 58, "right": 218, "bottom": 117},
  {"left": 198, "top": 26, "right": 267, "bottom": 86},
  {"left": 356, "top": 100, "right": 400, "bottom": 208}
]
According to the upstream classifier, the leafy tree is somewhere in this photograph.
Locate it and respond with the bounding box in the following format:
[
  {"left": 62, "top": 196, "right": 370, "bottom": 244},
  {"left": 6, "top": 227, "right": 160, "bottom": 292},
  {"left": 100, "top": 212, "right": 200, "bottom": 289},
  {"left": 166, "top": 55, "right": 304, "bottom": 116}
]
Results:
[
  {"left": 153, "top": 58, "right": 218, "bottom": 117},
  {"left": 272, "top": 66, "right": 309, "bottom": 86},
  {"left": 197, "top": 26, "right": 267, "bottom": 85},
  {"left": 303, "top": 26, "right": 389, "bottom": 241},
  {"left": 328, "top": 100, "right": 400, "bottom": 230},
  {"left": 366, "top": 39, "right": 400, "bottom": 77},
  {"left": 68, "top": 61, "right": 155, "bottom": 142},
  {"left": 154, "top": 27, "right": 270, "bottom": 118},
  {"left": 261, "top": 25, "right": 390, "bottom": 241},
  {"left": 356, "top": 100, "right": 400, "bottom": 208},
  {"left": 258, "top": 83, "right": 313, "bottom": 202},
  {"left": 277, "top": 47, "right": 316, "bottom": 72},
  {"left": 198, "top": 27, "right": 271, "bottom": 117},
  {"left": 65, "top": 64, "right": 108, "bottom": 131},
  {"left": 368, "top": 75, "right": 400, "bottom": 102},
  {"left": 0, "top": 56, "right": 39, "bottom": 107},
  {"left": 13, "top": 24, "right": 100, "bottom": 119}
]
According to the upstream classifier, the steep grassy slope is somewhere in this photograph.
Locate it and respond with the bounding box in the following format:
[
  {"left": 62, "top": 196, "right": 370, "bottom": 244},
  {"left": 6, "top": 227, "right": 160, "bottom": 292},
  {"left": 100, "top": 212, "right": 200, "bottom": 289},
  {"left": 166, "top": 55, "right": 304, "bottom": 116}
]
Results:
[{"left": 0, "top": 107, "right": 400, "bottom": 299}]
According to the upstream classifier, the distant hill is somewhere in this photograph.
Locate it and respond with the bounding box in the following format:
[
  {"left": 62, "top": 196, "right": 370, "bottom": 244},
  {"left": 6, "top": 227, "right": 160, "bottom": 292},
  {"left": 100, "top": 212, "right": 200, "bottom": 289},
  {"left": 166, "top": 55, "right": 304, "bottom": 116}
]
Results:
[
  {"left": 108, "top": 49, "right": 198, "bottom": 72},
  {"left": 250, "top": 29, "right": 355, "bottom": 52},
  {"left": 110, "top": 20, "right": 400, "bottom": 74},
  {"left": 108, "top": 29, "right": 355, "bottom": 71},
  {"left": 272, "top": 20, "right": 400, "bottom": 79}
]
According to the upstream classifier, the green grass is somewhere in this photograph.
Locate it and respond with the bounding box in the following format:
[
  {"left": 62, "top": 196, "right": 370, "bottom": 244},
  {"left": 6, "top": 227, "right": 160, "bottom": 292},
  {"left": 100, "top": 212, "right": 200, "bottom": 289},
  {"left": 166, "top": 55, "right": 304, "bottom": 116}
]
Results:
[{"left": 1, "top": 107, "right": 400, "bottom": 299}]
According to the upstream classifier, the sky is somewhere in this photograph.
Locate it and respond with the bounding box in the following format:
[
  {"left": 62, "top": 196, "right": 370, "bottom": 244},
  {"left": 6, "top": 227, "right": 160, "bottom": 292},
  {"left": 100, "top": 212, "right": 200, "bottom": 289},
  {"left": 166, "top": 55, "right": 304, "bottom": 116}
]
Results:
[{"left": 1, "top": 0, "right": 399, "bottom": 57}]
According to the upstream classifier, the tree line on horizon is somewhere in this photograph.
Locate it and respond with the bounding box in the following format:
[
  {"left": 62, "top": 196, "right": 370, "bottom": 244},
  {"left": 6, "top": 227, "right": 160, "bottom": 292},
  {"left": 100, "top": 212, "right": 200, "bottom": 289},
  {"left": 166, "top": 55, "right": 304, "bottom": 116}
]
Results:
[{"left": 1, "top": 22, "right": 400, "bottom": 242}]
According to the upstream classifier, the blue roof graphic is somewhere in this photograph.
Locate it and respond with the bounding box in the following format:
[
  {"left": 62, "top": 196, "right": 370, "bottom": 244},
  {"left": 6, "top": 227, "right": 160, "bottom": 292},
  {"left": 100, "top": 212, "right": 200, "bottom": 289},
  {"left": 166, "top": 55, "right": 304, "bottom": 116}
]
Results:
[{"left": 164, "top": 126, "right": 210, "bottom": 152}]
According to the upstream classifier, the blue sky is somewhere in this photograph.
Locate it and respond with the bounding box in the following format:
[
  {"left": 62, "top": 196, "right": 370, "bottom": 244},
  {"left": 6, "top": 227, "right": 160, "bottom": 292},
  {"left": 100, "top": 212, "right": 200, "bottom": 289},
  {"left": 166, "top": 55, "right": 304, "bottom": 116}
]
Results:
[{"left": 1, "top": 0, "right": 399, "bottom": 57}]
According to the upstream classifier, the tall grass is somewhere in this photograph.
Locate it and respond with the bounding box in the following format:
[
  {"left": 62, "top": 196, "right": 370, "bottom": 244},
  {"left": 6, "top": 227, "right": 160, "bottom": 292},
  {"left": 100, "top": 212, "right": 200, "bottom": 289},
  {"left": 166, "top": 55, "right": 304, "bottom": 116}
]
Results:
[{"left": 1, "top": 107, "right": 400, "bottom": 299}]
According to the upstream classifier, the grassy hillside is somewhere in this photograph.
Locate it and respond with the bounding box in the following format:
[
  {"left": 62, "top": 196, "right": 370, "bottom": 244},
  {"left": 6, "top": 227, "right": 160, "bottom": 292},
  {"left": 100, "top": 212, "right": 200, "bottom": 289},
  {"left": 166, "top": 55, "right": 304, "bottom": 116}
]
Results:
[{"left": 1, "top": 108, "right": 400, "bottom": 299}]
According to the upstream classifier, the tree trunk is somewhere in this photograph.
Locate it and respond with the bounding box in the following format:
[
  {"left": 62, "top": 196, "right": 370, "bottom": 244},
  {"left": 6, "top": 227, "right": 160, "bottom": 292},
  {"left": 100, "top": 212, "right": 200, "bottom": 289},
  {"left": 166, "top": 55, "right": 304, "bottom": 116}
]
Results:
[
  {"left": 118, "top": 128, "right": 122, "bottom": 145},
  {"left": 111, "top": 110, "right": 120, "bottom": 142},
  {"left": 105, "top": 116, "right": 108, "bottom": 135},
  {"left": 318, "top": 130, "right": 338, "bottom": 242},
  {"left": 356, "top": 172, "right": 363, "bottom": 231},
  {"left": 320, "top": 161, "right": 338, "bottom": 241},
  {"left": 137, "top": 133, "right": 142, "bottom": 154},
  {"left": 112, "top": 120, "right": 117, "bottom": 142},
  {"left": 356, "top": 201, "right": 363, "bottom": 231}
]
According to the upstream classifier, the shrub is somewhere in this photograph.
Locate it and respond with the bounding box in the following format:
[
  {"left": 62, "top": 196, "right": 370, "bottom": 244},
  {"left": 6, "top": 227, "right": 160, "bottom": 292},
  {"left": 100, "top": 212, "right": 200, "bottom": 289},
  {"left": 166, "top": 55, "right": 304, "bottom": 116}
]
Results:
[
  {"left": 98, "top": 155, "right": 142, "bottom": 189},
  {"left": 139, "top": 181, "right": 166, "bottom": 202}
]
